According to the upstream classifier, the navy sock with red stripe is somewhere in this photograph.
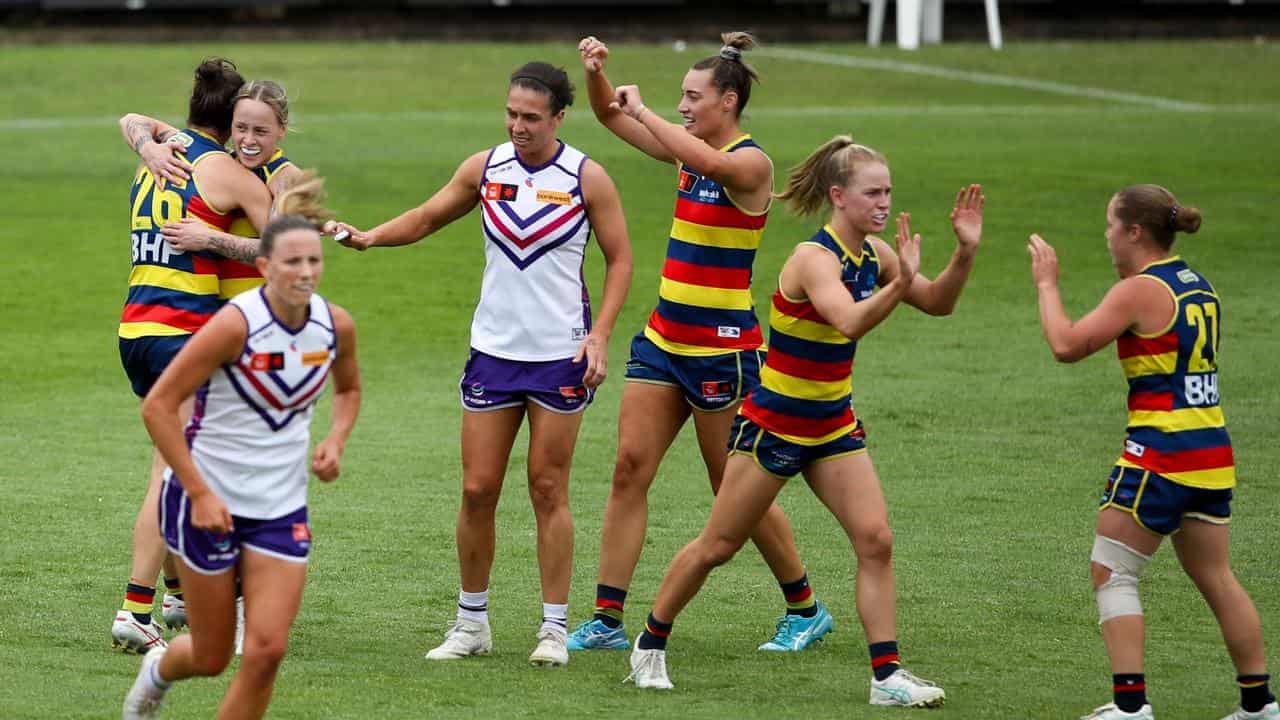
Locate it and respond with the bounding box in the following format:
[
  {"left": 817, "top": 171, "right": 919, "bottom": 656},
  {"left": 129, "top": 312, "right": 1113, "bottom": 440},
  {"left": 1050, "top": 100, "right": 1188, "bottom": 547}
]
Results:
[
  {"left": 780, "top": 574, "right": 818, "bottom": 618},
  {"left": 592, "top": 584, "right": 627, "bottom": 629},
  {"left": 1113, "top": 673, "right": 1147, "bottom": 713},
  {"left": 1239, "top": 674, "right": 1274, "bottom": 713},
  {"left": 122, "top": 583, "right": 156, "bottom": 624},
  {"left": 637, "top": 613, "right": 672, "bottom": 651},
  {"left": 869, "top": 640, "right": 900, "bottom": 681}
]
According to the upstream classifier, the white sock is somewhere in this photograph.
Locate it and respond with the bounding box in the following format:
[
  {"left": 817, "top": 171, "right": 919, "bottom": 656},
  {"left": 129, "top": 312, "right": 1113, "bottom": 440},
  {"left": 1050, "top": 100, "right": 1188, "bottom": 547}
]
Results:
[
  {"left": 458, "top": 589, "right": 489, "bottom": 624},
  {"left": 148, "top": 658, "right": 172, "bottom": 691},
  {"left": 541, "top": 602, "right": 568, "bottom": 635}
]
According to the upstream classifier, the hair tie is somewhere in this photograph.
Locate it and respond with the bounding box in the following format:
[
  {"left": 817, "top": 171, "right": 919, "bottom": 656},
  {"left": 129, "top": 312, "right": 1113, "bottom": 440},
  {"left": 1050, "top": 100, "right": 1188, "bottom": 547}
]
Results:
[
  {"left": 719, "top": 45, "right": 741, "bottom": 62},
  {"left": 1168, "top": 204, "right": 1180, "bottom": 231},
  {"left": 512, "top": 74, "right": 552, "bottom": 92}
]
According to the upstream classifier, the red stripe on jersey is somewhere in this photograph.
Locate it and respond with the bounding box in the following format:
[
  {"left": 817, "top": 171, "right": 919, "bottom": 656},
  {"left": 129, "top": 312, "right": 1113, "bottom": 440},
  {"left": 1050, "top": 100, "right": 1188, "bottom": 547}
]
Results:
[
  {"left": 218, "top": 258, "right": 262, "bottom": 279},
  {"left": 1128, "top": 391, "right": 1175, "bottom": 412},
  {"left": 740, "top": 398, "right": 855, "bottom": 439},
  {"left": 647, "top": 311, "right": 762, "bottom": 350},
  {"left": 1124, "top": 444, "right": 1235, "bottom": 473},
  {"left": 771, "top": 292, "right": 827, "bottom": 324},
  {"left": 482, "top": 199, "right": 583, "bottom": 250},
  {"left": 662, "top": 257, "right": 751, "bottom": 290},
  {"left": 190, "top": 255, "right": 220, "bottom": 276},
  {"left": 121, "top": 303, "right": 213, "bottom": 332},
  {"left": 187, "top": 195, "right": 234, "bottom": 231},
  {"left": 674, "top": 196, "right": 766, "bottom": 230},
  {"left": 765, "top": 346, "right": 851, "bottom": 383},
  {"left": 1117, "top": 332, "right": 1178, "bottom": 359}
]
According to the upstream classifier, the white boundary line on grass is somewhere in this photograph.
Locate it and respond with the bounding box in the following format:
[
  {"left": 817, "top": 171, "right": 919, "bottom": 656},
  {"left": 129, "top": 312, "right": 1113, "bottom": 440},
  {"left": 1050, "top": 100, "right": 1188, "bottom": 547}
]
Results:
[
  {"left": 757, "top": 46, "right": 1214, "bottom": 112},
  {"left": 5, "top": 104, "right": 1274, "bottom": 132}
]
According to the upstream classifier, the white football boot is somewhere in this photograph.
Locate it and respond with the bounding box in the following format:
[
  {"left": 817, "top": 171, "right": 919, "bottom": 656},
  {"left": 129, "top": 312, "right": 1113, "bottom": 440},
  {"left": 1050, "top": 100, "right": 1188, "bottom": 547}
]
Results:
[
  {"left": 122, "top": 646, "right": 169, "bottom": 720},
  {"left": 625, "top": 638, "right": 673, "bottom": 690},
  {"left": 1080, "top": 702, "right": 1154, "bottom": 719},
  {"left": 528, "top": 627, "right": 569, "bottom": 667},
  {"left": 160, "top": 594, "right": 187, "bottom": 631},
  {"left": 111, "top": 612, "right": 167, "bottom": 655},
  {"left": 425, "top": 618, "right": 492, "bottom": 660},
  {"left": 1221, "top": 701, "right": 1280, "bottom": 720},
  {"left": 869, "top": 668, "right": 946, "bottom": 708}
]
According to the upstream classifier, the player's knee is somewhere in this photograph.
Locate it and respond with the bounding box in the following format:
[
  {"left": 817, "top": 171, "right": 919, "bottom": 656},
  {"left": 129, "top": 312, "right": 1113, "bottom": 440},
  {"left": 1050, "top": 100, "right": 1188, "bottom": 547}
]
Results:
[
  {"left": 527, "top": 471, "right": 568, "bottom": 515},
  {"left": 611, "top": 446, "right": 656, "bottom": 496},
  {"left": 697, "top": 534, "right": 744, "bottom": 569},
  {"left": 460, "top": 480, "right": 501, "bottom": 513},
  {"left": 190, "top": 650, "right": 233, "bottom": 677},
  {"left": 242, "top": 634, "right": 289, "bottom": 670},
  {"left": 854, "top": 524, "right": 894, "bottom": 564},
  {"left": 1091, "top": 535, "right": 1150, "bottom": 621}
]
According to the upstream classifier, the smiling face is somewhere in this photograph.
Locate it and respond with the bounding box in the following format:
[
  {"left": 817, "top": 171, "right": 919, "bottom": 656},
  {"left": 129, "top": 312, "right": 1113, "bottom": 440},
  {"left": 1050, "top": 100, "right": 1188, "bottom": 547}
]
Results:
[
  {"left": 831, "top": 161, "right": 891, "bottom": 235},
  {"left": 676, "top": 68, "right": 735, "bottom": 141},
  {"left": 258, "top": 227, "right": 323, "bottom": 309},
  {"left": 505, "top": 85, "right": 562, "bottom": 159},
  {"left": 231, "top": 97, "right": 286, "bottom": 170}
]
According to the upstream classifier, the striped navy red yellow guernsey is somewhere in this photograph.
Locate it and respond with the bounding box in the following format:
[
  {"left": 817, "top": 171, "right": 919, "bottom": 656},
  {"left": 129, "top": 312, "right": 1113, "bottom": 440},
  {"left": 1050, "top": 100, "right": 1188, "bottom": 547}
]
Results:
[
  {"left": 219, "top": 148, "right": 292, "bottom": 299},
  {"left": 1116, "top": 256, "right": 1234, "bottom": 489},
  {"left": 741, "top": 225, "right": 879, "bottom": 445},
  {"left": 119, "top": 129, "right": 235, "bottom": 339},
  {"left": 643, "top": 135, "right": 768, "bottom": 356}
]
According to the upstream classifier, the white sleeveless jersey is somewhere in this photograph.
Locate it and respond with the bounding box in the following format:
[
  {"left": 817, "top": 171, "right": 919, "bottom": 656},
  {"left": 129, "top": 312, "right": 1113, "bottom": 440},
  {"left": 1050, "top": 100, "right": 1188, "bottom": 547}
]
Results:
[
  {"left": 185, "top": 288, "right": 337, "bottom": 519},
  {"left": 472, "top": 141, "right": 593, "bottom": 361}
]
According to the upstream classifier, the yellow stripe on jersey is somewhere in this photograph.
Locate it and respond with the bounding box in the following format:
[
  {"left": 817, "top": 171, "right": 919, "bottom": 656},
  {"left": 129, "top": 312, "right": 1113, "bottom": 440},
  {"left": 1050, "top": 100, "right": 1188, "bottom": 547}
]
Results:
[
  {"left": 218, "top": 278, "right": 263, "bottom": 300},
  {"left": 641, "top": 327, "right": 740, "bottom": 358},
  {"left": 127, "top": 265, "right": 220, "bottom": 296},
  {"left": 1128, "top": 406, "right": 1226, "bottom": 432},
  {"left": 658, "top": 277, "right": 754, "bottom": 311},
  {"left": 118, "top": 321, "right": 192, "bottom": 339},
  {"left": 1119, "top": 351, "right": 1178, "bottom": 378},
  {"left": 669, "top": 218, "right": 762, "bottom": 250},
  {"left": 770, "top": 314, "right": 851, "bottom": 345},
  {"left": 1115, "top": 458, "right": 1236, "bottom": 490},
  {"left": 760, "top": 366, "right": 851, "bottom": 402}
]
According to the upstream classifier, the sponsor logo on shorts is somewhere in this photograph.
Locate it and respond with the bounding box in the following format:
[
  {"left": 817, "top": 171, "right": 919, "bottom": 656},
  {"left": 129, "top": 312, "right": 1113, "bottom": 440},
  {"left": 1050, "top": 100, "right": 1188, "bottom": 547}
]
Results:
[
  {"left": 678, "top": 170, "right": 696, "bottom": 192},
  {"left": 292, "top": 523, "right": 311, "bottom": 542},
  {"left": 717, "top": 326, "right": 741, "bottom": 339},
  {"left": 469, "top": 384, "right": 485, "bottom": 397},
  {"left": 212, "top": 534, "right": 232, "bottom": 552},
  {"left": 250, "top": 352, "right": 286, "bottom": 371},
  {"left": 768, "top": 447, "right": 803, "bottom": 473},
  {"left": 858, "top": 290, "right": 873, "bottom": 300},
  {"left": 559, "top": 386, "right": 587, "bottom": 400},
  {"left": 1125, "top": 440, "right": 1146, "bottom": 457},
  {"left": 701, "top": 380, "right": 733, "bottom": 400},
  {"left": 301, "top": 350, "right": 328, "bottom": 367},
  {"left": 537, "top": 189, "right": 572, "bottom": 206},
  {"left": 484, "top": 182, "right": 520, "bottom": 202}
]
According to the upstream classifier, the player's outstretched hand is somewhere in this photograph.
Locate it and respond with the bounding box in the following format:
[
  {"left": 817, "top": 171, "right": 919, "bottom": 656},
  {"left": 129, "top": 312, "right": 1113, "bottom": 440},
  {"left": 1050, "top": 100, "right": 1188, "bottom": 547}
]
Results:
[
  {"left": 311, "top": 438, "right": 343, "bottom": 483},
  {"left": 1027, "top": 233, "right": 1059, "bottom": 289},
  {"left": 330, "top": 221, "right": 374, "bottom": 251},
  {"left": 895, "top": 212, "right": 922, "bottom": 280},
  {"left": 161, "top": 218, "right": 215, "bottom": 252},
  {"left": 141, "top": 137, "right": 192, "bottom": 185},
  {"left": 579, "top": 36, "right": 610, "bottom": 73},
  {"left": 575, "top": 333, "right": 608, "bottom": 389},
  {"left": 950, "top": 183, "right": 985, "bottom": 252}
]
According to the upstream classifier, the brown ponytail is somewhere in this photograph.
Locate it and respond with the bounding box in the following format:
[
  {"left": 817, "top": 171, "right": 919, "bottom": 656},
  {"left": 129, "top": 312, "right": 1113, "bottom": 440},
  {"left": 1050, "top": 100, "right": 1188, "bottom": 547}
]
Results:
[
  {"left": 776, "top": 135, "right": 887, "bottom": 217},
  {"left": 1113, "top": 184, "right": 1201, "bottom": 250},
  {"left": 691, "top": 31, "right": 760, "bottom": 117}
]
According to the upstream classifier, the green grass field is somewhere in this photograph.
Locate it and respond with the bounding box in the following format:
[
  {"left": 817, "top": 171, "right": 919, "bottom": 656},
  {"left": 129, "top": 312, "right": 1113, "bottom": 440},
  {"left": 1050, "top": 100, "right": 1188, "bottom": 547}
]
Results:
[{"left": 1, "top": 39, "right": 1278, "bottom": 719}]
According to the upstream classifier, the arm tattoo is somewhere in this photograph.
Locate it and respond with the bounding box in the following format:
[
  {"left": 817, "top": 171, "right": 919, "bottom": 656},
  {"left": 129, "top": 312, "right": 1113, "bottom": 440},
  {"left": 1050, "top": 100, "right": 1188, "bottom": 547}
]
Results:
[
  {"left": 127, "top": 118, "right": 154, "bottom": 154},
  {"left": 207, "top": 233, "right": 260, "bottom": 264}
]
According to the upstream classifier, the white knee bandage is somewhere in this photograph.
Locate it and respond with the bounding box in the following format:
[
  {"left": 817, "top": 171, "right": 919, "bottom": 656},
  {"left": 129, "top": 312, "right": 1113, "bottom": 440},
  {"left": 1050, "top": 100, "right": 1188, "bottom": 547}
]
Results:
[{"left": 1091, "top": 535, "right": 1151, "bottom": 622}]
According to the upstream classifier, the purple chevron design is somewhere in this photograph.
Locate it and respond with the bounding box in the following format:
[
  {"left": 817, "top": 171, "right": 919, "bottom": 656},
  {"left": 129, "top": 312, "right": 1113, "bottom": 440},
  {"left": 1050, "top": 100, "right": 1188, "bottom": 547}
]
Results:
[
  {"left": 223, "top": 366, "right": 307, "bottom": 432},
  {"left": 482, "top": 212, "right": 589, "bottom": 271},
  {"left": 493, "top": 186, "right": 583, "bottom": 229}
]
